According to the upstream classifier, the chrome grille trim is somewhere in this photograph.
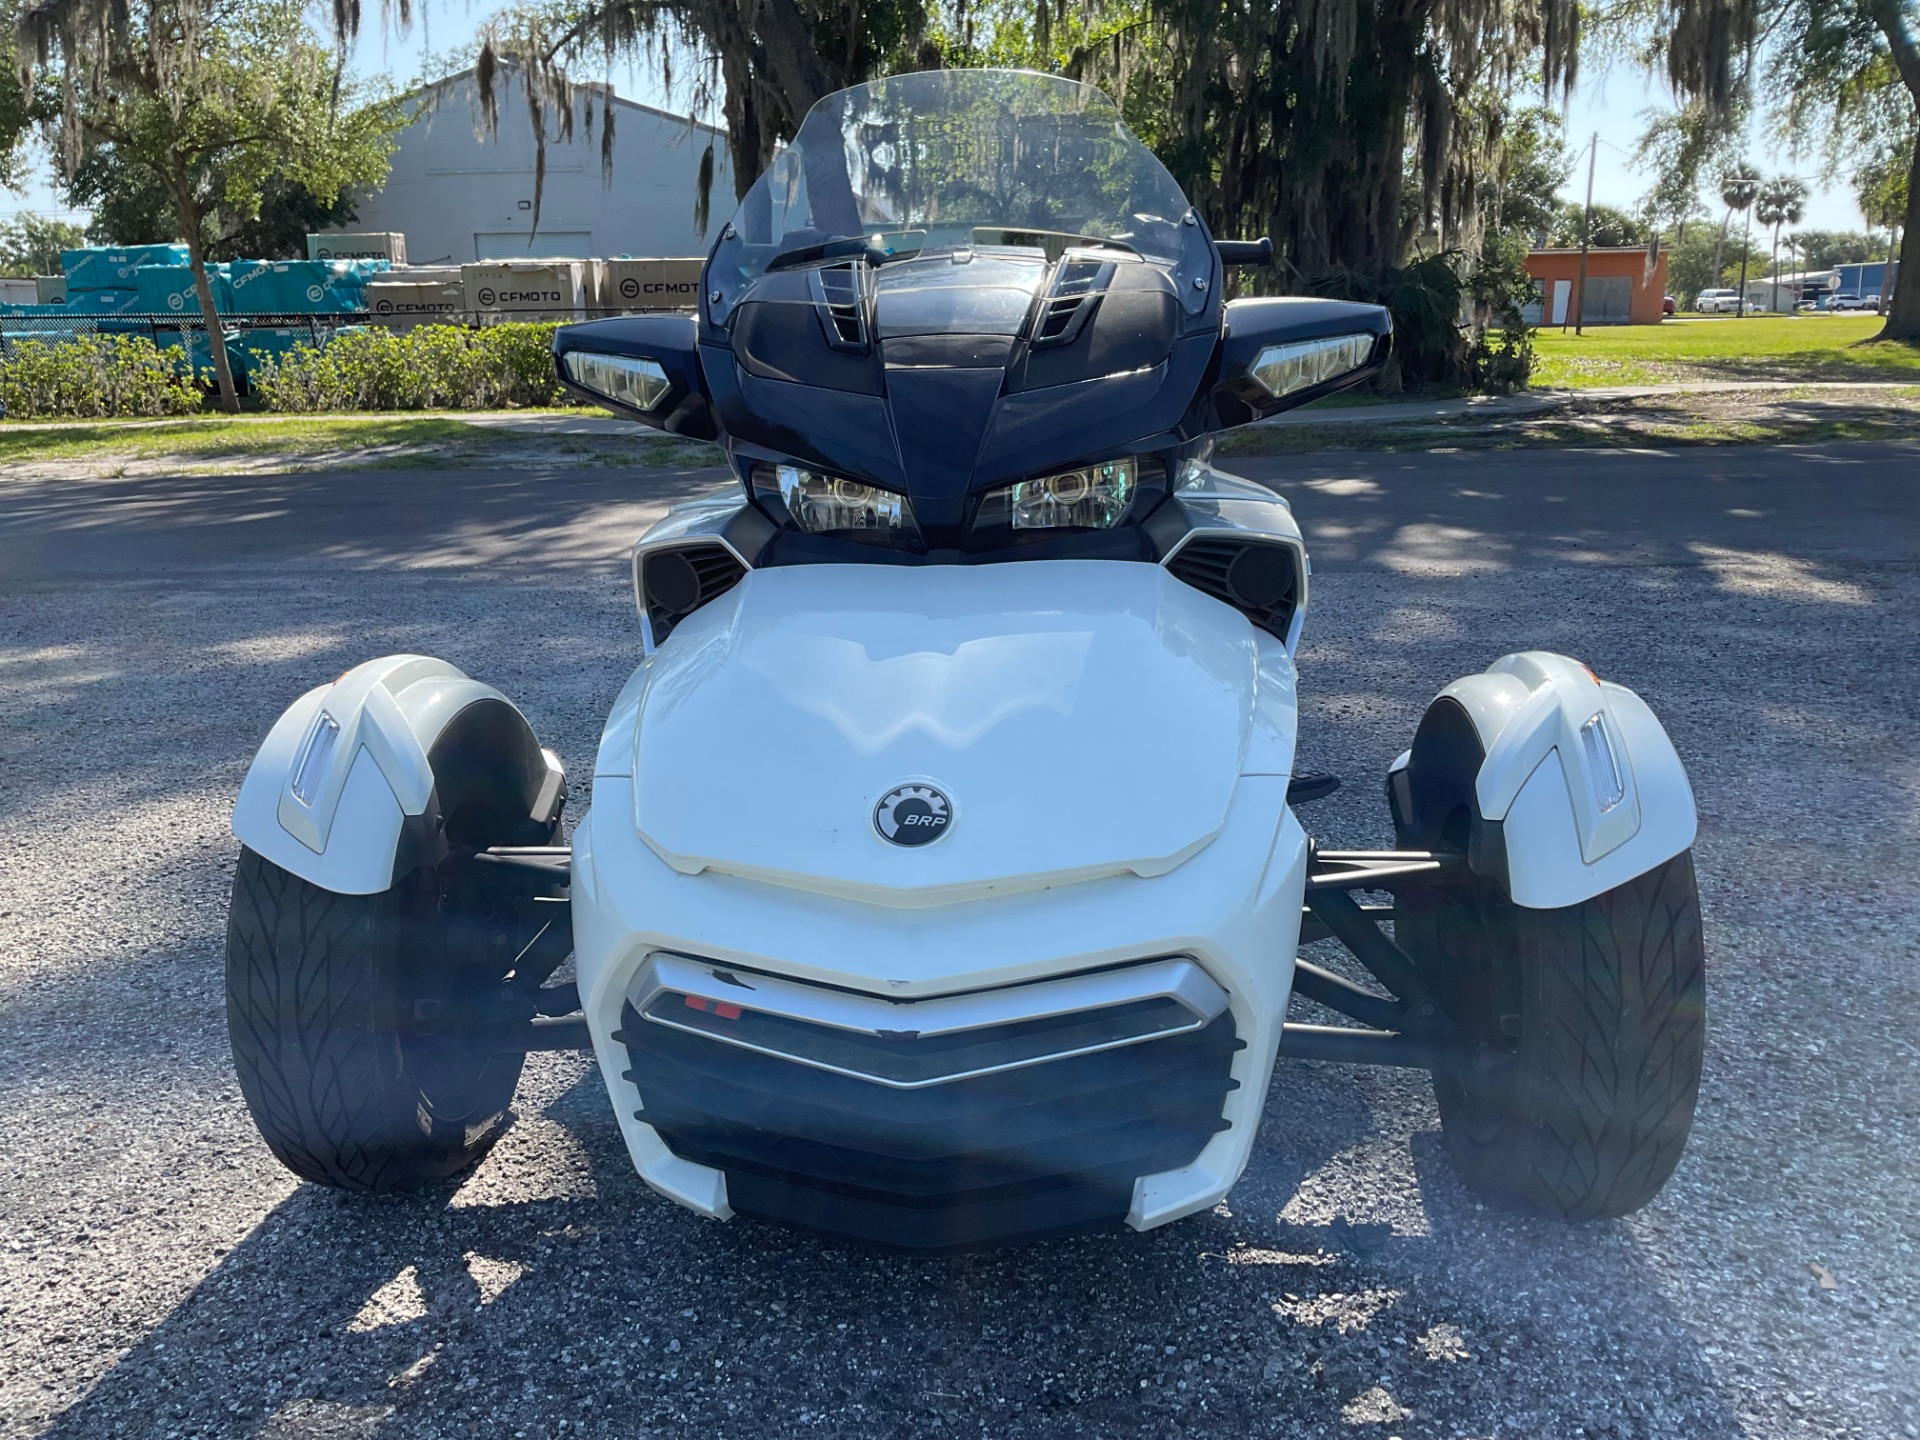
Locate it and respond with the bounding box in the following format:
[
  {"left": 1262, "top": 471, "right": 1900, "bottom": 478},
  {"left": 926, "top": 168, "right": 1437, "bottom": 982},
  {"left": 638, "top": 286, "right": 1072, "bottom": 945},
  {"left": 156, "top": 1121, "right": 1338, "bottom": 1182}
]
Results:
[{"left": 629, "top": 954, "right": 1228, "bottom": 1090}]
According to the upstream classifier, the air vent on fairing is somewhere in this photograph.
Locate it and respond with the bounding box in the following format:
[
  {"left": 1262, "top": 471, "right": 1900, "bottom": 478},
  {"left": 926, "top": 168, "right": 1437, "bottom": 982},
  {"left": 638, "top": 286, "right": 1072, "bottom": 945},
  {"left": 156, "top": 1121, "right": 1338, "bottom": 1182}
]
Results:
[
  {"left": 810, "top": 262, "right": 869, "bottom": 351},
  {"left": 1165, "top": 538, "right": 1300, "bottom": 644},
  {"left": 640, "top": 542, "right": 747, "bottom": 644},
  {"left": 1030, "top": 256, "right": 1115, "bottom": 348}
]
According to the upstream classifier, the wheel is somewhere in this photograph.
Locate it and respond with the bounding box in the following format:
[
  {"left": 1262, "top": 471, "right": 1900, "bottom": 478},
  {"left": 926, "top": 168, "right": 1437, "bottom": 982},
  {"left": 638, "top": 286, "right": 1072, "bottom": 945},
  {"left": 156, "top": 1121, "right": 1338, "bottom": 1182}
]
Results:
[
  {"left": 225, "top": 847, "right": 529, "bottom": 1192},
  {"left": 1390, "top": 703, "right": 1706, "bottom": 1221}
]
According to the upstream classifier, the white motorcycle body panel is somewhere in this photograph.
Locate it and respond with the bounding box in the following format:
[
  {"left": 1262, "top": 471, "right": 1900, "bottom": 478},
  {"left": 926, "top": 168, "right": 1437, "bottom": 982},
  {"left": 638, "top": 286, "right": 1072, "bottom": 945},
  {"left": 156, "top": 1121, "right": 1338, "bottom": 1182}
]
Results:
[
  {"left": 618, "top": 561, "right": 1280, "bottom": 906},
  {"left": 231, "top": 654, "right": 538, "bottom": 894},
  {"left": 1437, "top": 651, "right": 1697, "bottom": 910},
  {"left": 573, "top": 556, "right": 1307, "bottom": 1231}
]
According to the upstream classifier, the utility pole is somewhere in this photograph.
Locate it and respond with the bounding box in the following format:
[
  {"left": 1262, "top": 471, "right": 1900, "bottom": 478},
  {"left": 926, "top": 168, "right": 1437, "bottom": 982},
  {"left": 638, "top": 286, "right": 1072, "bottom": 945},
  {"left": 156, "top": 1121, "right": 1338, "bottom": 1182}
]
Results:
[
  {"left": 1737, "top": 198, "right": 1754, "bottom": 318},
  {"left": 1573, "top": 131, "right": 1597, "bottom": 336}
]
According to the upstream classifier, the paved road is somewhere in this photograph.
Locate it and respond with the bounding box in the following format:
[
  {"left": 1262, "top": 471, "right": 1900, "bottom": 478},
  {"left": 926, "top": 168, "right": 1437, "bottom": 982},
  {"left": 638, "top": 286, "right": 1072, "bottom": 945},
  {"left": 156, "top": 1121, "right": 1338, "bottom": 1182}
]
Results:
[{"left": 3, "top": 443, "right": 1917, "bottom": 1439}]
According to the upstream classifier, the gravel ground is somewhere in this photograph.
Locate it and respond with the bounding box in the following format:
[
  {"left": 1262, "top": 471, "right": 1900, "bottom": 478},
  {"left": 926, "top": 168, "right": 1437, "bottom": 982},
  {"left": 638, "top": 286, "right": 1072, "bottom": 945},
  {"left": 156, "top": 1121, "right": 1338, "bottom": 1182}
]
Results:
[{"left": 2, "top": 444, "right": 1916, "bottom": 1439}]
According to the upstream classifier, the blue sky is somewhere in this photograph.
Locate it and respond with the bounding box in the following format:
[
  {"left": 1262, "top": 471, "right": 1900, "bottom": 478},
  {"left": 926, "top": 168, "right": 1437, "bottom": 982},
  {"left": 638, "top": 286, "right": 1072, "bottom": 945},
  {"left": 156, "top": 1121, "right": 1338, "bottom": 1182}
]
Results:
[
  {"left": 3, "top": 20, "right": 1869, "bottom": 234},
  {"left": 1560, "top": 61, "right": 1862, "bottom": 232}
]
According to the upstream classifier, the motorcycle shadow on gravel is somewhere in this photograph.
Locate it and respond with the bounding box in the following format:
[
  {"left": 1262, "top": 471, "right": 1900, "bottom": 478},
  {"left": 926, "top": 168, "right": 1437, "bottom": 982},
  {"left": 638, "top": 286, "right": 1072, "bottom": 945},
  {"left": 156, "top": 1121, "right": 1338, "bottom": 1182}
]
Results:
[{"left": 40, "top": 1056, "right": 1743, "bottom": 1440}]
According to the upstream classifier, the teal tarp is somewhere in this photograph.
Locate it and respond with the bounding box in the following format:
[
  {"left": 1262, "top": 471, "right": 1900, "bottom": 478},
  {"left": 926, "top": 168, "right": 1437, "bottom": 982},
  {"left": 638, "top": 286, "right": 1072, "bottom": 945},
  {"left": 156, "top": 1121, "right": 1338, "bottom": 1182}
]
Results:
[
  {"left": 238, "top": 326, "right": 327, "bottom": 365},
  {"left": 64, "top": 289, "right": 144, "bottom": 315},
  {"left": 154, "top": 328, "right": 252, "bottom": 381},
  {"left": 134, "top": 264, "right": 234, "bottom": 315},
  {"left": 229, "top": 259, "right": 389, "bottom": 313},
  {"left": 60, "top": 245, "right": 191, "bottom": 291}
]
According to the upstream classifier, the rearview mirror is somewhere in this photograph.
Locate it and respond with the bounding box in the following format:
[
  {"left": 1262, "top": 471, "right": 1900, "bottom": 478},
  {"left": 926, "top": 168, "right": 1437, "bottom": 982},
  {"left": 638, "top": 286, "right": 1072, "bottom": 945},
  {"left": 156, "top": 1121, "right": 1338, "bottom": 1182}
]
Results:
[
  {"left": 1211, "top": 298, "right": 1392, "bottom": 428},
  {"left": 553, "top": 314, "right": 718, "bottom": 439}
]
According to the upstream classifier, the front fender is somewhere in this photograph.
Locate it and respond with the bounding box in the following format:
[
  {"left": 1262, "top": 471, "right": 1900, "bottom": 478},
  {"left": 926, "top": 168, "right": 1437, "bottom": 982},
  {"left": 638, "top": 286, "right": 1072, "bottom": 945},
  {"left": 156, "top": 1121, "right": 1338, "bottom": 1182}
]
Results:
[
  {"left": 1396, "top": 651, "right": 1696, "bottom": 910},
  {"left": 231, "top": 655, "right": 562, "bottom": 895}
]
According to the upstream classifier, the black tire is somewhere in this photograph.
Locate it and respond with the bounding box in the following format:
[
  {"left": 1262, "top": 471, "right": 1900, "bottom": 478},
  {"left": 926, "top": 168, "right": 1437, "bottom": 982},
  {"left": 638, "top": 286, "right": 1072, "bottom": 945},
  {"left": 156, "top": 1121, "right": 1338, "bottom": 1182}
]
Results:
[
  {"left": 1391, "top": 699, "right": 1706, "bottom": 1221},
  {"left": 225, "top": 848, "right": 527, "bottom": 1192},
  {"left": 1419, "top": 855, "right": 1706, "bottom": 1219}
]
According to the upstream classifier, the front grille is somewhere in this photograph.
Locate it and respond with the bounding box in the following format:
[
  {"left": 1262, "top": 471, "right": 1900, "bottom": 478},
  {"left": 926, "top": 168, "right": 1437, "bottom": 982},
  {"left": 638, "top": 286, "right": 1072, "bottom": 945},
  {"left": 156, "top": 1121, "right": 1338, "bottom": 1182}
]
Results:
[{"left": 617, "top": 958, "right": 1243, "bottom": 1249}]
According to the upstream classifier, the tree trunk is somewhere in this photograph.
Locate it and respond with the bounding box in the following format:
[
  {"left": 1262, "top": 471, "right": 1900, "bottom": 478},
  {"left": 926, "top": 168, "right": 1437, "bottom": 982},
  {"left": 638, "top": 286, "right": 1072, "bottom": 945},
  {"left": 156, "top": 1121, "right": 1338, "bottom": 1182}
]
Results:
[
  {"left": 1880, "top": 126, "right": 1920, "bottom": 340},
  {"left": 742, "top": 0, "right": 838, "bottom": 132},
  {"left": 720, "top": 45, "right": 767, "bottom": 199},
  {"left": 1868, "top": 0, "right": 1920, "bottom": 338},
  {"left": 1771, "top": 228, "right": 1780, "bottom": 314},
  {"left": 184, "top": 232, "right": 240, "bottom": 414},
  {"left": 166, "top": 163, "right": 239, "bottom": 414}
]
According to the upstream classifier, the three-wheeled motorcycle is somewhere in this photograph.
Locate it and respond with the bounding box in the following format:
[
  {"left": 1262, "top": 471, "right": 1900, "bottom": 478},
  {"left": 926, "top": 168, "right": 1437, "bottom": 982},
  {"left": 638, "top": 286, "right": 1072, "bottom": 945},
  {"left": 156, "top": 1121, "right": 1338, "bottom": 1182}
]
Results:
[{"left": 226, "top": 69, "right": 1705, "bottom": 1249}]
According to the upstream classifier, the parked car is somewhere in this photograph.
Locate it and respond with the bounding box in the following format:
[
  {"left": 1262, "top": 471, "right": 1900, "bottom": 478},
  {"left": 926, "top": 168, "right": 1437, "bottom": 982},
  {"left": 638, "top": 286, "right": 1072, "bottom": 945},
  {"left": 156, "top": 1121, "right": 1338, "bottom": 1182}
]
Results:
[
  {"left": 1695, "top": 288, "right": 1745, "bottom": 313},
  {"left": 1828, "top": 293, "right": 1872, "bottom": 311},
  {"left": 1663, "top": 294, "right": 1676, "bottom": 316}
]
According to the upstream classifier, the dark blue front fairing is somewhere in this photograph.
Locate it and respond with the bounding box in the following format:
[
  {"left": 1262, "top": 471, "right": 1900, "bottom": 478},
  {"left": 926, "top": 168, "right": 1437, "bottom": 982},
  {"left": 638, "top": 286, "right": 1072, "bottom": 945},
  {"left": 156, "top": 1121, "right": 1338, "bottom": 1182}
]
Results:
[
  {"left": 692, "top": 242, "right": 1225, "bottom": 538},
  {"left": 549, "top": 69, "right": 1393, "bottom": 554}
]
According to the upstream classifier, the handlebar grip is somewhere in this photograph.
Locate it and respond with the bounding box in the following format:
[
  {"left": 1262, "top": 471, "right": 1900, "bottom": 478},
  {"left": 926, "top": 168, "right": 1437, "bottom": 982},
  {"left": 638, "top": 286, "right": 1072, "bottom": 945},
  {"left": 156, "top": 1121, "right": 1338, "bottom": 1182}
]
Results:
[{"left": 1216, "top": 238, "right": 1274, "bottom": 266}]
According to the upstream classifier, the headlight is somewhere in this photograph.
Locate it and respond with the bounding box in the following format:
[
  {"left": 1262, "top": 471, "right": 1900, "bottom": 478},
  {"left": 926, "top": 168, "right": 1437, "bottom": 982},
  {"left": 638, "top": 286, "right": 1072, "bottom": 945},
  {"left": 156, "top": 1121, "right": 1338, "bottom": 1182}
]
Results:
[
  {"left": 1249, "top": 333, "right": 1376, "bottom": 399},
  {"left": 984, "top": 458, "right": 1137, "bottom": 530},
  {"left": 751, "top": 463, "right": 913, "bottom": 534},
  {"left": 564, "top": 352, "right": 671, "bottom": 411}
]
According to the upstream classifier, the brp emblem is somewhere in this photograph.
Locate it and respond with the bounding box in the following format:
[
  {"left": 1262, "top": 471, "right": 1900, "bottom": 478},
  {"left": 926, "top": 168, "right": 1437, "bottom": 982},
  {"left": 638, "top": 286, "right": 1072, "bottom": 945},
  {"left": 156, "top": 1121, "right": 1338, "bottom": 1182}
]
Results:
[{"left": 874, "top": 784, "right": 952, "bottom": 847}]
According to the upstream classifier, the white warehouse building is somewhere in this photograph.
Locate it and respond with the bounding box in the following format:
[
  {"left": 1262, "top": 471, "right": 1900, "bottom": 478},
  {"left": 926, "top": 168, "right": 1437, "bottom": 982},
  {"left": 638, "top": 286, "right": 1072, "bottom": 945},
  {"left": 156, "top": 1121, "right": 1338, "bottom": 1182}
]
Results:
[{"left": 329, "top": 69, "right": 733, "bottom": 264}]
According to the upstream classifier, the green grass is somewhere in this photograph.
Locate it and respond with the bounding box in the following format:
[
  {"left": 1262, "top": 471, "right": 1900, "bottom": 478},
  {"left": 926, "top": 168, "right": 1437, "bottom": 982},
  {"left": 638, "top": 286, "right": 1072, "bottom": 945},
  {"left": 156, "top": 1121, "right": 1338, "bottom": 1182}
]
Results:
[
  {"left": 0, "top": 413, "right": 724, "bottom": 471},
  {"left": 1531, "top": 316, "right": 1920, "bottom": 388}
]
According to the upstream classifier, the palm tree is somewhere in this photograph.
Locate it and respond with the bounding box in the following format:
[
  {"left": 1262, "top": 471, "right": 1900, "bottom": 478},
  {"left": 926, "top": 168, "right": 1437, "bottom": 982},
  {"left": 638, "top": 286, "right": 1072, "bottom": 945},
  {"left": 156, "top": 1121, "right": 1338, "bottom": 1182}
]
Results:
[
  {"left": 1756, "top": 177, "right": 1810, "bottom": 314},
  {"left": 1719, "top": 166, "right": 1761, "bottom": 315}
]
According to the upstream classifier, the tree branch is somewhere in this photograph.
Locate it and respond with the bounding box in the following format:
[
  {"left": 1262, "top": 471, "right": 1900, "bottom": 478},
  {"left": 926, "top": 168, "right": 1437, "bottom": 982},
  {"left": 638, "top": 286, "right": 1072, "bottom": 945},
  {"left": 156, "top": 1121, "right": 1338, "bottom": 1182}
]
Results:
[{"left": 1866, "top": 0, "right": 1920, "bottom": 101}]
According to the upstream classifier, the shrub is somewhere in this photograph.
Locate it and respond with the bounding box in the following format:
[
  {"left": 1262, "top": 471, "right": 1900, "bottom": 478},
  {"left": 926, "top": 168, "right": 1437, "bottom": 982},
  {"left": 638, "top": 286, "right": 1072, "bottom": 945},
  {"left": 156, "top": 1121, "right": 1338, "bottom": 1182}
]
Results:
[
  {"left": 1306, "top": 247, "right": 1539, "bottom": 393},
  {"left": 252, "top": 322, "right": 564, "bottom": 412},
  {"left": 1304, "top": 253, "right": 1471, "bottom": 390},
  {"left": 1466, "top": 232, "right": 1539, "bottom": 394},
  {"left": 0, "top": 333, "right": 202, "bottom": 418}
]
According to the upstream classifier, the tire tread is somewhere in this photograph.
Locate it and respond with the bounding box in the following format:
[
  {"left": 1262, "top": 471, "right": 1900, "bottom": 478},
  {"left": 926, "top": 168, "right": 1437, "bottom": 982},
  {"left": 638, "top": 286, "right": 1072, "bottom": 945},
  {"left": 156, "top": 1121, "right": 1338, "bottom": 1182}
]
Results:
[
  {"left": 225, "top": 849, "right": 514, "bottom": 1193},
  {"left": 1437, "top": 852, "right": 1706, "bottom": 1221}
]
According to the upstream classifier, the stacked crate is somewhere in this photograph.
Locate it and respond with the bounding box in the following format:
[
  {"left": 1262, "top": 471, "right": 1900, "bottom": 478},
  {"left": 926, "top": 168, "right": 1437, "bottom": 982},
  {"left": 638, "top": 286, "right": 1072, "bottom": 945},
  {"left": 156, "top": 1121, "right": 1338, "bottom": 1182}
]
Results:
[
  {"left": 597, "top": 258, "right": 704, "bottom": 312},
  {"left": 306, "top": 233, "right": 408, "bottom": 265},
  {"left": 365, "top": 265, "right": 466, "bottom": 327},
  {"left": 462, "top": 260, "right": 589, "bottom": 322}
]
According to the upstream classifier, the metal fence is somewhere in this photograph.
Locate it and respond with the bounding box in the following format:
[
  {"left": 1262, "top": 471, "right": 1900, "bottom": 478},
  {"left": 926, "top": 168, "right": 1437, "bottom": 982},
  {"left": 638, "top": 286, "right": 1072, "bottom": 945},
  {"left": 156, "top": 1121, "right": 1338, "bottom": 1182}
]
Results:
[
  {"left": 0, "top": 307, "right": 681, "bottom": 354},
  {"left": 0, "top": 311, "right": 360, "bottom": 354}
]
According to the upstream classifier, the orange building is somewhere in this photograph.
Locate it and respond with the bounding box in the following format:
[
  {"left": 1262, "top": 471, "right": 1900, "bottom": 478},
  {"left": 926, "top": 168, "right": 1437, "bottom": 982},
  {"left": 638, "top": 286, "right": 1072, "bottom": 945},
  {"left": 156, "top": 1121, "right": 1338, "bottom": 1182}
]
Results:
[{"left": 1523, "top": 245, "right": 1671, "bottom": 326}]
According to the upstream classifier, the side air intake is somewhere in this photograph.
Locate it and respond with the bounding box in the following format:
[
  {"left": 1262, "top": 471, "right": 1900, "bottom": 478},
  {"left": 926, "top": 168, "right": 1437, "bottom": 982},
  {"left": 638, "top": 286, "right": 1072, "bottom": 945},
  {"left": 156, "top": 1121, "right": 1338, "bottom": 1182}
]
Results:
[
  {"left": 1030, "top": 256, "right": 1114, "bottom": 348},
  {"left": 810, "top": 263, "right": 869, "bottom": 351},
  {"left": 1165, "top": 537, "right": 1300, "bottom": 644},
  {"left": 640, "top": 542, "right": 747, "bottom": 644}
]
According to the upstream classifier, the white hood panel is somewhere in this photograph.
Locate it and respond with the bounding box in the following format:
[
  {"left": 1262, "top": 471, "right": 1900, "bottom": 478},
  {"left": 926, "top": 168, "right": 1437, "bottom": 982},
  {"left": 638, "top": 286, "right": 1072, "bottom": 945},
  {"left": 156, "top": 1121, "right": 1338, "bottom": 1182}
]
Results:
[{"left": 630, "top": 560, "right": 1272, "bottom": 904}]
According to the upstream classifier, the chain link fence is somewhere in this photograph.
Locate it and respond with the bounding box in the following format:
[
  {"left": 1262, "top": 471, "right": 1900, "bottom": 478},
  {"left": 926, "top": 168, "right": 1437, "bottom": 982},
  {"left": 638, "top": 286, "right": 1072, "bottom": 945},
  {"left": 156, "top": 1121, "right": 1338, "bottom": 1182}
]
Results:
[
  {"left": 0, "top": 310, "right": 352, "bottom": 353},
  {"left": 1, "top": 307, "right": 679, "bottom": 352}
]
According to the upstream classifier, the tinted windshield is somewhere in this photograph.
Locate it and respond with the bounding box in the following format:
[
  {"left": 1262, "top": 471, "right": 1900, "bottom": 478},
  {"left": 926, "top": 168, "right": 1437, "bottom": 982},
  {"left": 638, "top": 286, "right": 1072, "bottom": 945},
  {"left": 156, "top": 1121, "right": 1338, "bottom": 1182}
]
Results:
[{"left": 714, "top": 70, "right": 1196, "bottom": 288}]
